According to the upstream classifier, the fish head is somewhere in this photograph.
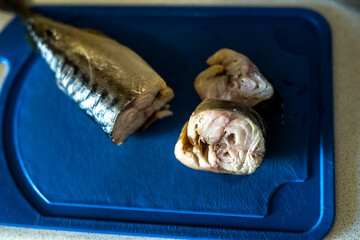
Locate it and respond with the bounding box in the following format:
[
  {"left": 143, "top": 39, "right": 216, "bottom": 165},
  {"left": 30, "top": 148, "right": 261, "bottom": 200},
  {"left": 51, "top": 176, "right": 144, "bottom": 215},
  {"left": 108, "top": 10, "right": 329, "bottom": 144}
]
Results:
[{"left": 26, "top": 15, "right": 70, "bottom": 49}]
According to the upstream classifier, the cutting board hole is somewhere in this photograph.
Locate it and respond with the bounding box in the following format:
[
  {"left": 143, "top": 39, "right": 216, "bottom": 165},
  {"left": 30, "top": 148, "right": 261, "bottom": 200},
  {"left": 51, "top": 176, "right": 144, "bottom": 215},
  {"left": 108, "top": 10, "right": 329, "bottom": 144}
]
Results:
[{"left": 0, "top": 61, "right": 9, "bottom": 90}]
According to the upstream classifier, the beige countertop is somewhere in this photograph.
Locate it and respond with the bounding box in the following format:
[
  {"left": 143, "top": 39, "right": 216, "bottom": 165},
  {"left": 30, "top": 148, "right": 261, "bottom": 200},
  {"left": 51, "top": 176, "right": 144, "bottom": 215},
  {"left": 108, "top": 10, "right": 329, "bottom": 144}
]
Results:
[{"left": 0, "top": 0, "right": 359, "bottom": 239}]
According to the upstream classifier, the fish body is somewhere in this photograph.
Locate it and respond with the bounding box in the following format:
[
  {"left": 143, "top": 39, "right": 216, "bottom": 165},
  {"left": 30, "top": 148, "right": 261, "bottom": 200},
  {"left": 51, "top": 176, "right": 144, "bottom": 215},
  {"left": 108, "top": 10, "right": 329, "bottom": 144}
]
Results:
[
  {"left": 174, "top": 99, "right": 266, "bottom": 175},
  {"left": 2, "top": 2, "right": 174, "bottom": 144},
  {"left": 195, "top": 49, "right": 274, "bottom": 107}
]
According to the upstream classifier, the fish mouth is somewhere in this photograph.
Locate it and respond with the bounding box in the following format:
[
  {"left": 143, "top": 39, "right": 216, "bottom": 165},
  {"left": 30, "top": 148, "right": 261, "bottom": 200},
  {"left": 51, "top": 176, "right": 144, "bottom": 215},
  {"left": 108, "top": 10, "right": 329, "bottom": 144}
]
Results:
[
  {"left": 111, "top": 84, "right": 174, "bottom": 145},
  {"left": 174, "top": 100, "right": 265, "bottom": 175}
]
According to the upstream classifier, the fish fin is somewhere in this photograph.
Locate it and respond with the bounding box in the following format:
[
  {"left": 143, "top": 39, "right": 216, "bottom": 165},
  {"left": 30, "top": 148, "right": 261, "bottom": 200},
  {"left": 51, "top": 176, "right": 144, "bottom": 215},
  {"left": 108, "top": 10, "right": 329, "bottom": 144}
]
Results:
[
  {"left": 25, "top": 31, "right": 39, "bottom": 52},
  {"left": 82, "top": 28, "right": 106, "bottom": 37},
  {"left": 55, "top": 79, "right": 66, "bottom": 91}
]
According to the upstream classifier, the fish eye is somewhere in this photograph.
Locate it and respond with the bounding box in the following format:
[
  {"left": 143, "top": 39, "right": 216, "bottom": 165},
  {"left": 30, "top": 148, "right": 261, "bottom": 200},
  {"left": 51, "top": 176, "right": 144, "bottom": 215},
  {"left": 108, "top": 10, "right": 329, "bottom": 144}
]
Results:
[
  {"left": 45, "top": 28, "right": 54, "bottom": 36},
  {"left": 44, "top": 28, "right": 58, "bottom": 40}
]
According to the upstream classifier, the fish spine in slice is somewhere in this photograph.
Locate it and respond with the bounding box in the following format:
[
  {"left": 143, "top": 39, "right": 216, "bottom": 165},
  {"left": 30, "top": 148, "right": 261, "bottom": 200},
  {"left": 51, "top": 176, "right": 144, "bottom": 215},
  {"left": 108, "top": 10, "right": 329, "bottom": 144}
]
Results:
[{"left": 174, "top": 99, "right": 266, "bottom": 175}]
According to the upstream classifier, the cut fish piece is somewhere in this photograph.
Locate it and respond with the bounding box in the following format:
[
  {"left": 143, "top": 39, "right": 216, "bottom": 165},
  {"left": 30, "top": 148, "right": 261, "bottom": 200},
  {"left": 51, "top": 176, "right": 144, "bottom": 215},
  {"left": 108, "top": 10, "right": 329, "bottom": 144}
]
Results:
[
  {"left": 174, "top": 99, "right": 266, "bottom": 175},
  {"left": 195, "top": 49, "right": 274, "bottom": 107},
  {"left": 10, "top": 10, "right": 174, "bottom": 145}
]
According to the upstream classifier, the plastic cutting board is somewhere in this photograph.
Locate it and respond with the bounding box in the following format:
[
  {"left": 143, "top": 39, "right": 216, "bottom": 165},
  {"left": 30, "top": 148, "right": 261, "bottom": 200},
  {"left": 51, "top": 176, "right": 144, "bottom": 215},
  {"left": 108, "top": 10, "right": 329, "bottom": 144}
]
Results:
[{"left": 0, "top": 6, "right": 334, "bottom": 239}]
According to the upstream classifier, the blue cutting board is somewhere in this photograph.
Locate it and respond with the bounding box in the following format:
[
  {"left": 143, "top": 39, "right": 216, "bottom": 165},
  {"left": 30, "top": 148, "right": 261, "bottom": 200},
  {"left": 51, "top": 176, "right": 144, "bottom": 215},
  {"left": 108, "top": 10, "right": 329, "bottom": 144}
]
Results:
[{"left": 0, "top": 6, "right": 334, "bottom": 239}]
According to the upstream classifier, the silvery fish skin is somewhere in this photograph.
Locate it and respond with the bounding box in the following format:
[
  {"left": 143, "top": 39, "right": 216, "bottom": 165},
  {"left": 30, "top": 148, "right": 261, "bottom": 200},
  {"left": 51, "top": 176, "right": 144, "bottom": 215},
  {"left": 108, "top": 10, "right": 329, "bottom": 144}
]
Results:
[
  {"left": 24, "top": 14, "right": 174, "bottom": 145},
  {"left": 195, "top": 49, "right": 274, "bottom": 107},
  {"left": 174, "top": 99, "right": 266, "bottom": 175}
]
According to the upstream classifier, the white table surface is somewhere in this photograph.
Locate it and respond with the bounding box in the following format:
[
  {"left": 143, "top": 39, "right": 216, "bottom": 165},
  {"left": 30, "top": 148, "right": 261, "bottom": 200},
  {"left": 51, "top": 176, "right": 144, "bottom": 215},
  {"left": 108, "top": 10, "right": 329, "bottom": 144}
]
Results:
[{"left": 0, "top": 0, "right": 359, "bottom": 239}]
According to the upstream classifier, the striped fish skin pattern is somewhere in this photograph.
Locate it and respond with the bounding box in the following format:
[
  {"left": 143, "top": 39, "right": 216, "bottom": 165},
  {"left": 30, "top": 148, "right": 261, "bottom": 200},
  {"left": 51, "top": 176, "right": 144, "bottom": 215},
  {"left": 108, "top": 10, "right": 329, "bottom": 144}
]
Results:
[
  {"left": 24, "top": 14, "right": 174, "bottom": 144},
  {"left": 30, "top": 29, "right": 119, "bottom": 135}
]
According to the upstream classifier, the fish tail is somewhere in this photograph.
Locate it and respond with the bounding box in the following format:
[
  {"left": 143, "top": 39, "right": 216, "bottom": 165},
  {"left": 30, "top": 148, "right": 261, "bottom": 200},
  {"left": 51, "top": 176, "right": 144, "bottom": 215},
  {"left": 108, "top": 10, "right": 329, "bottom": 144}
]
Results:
[{"left": 0, "top": 0, "right": 31, "bottom": 18}]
